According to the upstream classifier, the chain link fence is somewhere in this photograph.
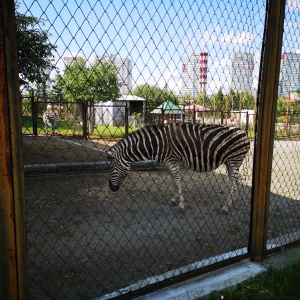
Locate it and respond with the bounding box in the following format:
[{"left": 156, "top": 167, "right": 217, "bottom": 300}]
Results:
[
  {"left": 267, "top": 1, "right": 300, "bottom": 252},
  {"left": 16, "top": 0, "right": 300, "bottom": 299}
]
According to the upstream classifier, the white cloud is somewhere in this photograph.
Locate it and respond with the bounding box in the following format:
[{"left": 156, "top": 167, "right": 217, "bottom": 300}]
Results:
[
  {"left": 232, "top": 32, "right": 255, "bottom": 47},
  {"left": 284, "top": 21, "right": 300, "bottom": 29},
  {"left": 214, "top": 57, "right": 231, "bottom": 68},
  {"left": 200, "top": 29, "right": 217, "bottom": 45},
  {"left": 221, "top": 32, "right": 234, "bottom": 46},
  {"left": 207, "top": 78, "right": 230, "bottom": 95},
  {"left": 286, "top": 0, "right": 299, "bottom": 10},
  {"left": 182, "top": 26, "right": 223, "bottom": 49},
  {"left": 221, "top": 31, "right": 255, "bottom": 48},
  {"left": 132, "top": 66, "right": 181, "bottom": 94}
]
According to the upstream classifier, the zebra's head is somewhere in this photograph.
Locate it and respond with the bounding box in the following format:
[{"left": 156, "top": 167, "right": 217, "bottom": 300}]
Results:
[{"left": 107, "top": 148, "right": 131, "bottom": 192}]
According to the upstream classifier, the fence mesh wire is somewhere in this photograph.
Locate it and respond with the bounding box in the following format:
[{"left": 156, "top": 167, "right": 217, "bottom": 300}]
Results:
[
  {"left": 267, "top": 1, "right": 300, "bottom": 250},
  {"left": 16, "top": 0, "right": 300, "bottom": 299}
]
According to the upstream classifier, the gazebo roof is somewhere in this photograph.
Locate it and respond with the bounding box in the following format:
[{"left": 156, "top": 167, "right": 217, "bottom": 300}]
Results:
[
  {"left": 292, "top": 86, "right": 300, "bottom": 92},
  {"left": 151, "top": 100, "right": 185, "bottom": 114}
]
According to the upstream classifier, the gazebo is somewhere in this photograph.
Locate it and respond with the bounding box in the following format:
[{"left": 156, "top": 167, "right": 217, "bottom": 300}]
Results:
[
  {"left": 290, "top": 86, "right": 300, "bottom": 101},
  {"left": 150, "top": 100, "right": 185, "bottom": 123}
]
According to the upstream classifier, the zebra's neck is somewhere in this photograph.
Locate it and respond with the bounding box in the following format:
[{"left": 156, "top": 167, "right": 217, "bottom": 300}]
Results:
[{"left": 119, "top": 126, "right": 163, "bottom": 163}]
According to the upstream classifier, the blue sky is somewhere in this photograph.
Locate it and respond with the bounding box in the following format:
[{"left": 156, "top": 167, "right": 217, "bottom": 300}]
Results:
[{"left": 17, "top": 0, "right": 299, "bottom": 95}]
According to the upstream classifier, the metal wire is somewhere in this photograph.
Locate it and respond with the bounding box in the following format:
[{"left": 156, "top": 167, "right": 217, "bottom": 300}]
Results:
[{"left": 17, "top": 0, "right": 300, "bottom": 298}]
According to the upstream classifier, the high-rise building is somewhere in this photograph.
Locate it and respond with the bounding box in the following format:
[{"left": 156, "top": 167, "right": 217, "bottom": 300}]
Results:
[
  {"left": 63, "top": 56, "right": 84, "bottom": 67},
  {"left": 279, "top": 52, "right": 300, "bottom": 97},
  {"left": 114, "top": 58, "right": 132, "bottom": 94},
  {"left": 230, "top": 52, "right": 254, "bottom": 93},
  {"left": 181, "top": 53, "right": 208, "bottom": 98}
]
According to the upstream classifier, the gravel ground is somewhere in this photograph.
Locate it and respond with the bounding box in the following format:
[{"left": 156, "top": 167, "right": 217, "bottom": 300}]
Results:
[{"left": 23, "top": 135, "right": 300, "bottom": 299}]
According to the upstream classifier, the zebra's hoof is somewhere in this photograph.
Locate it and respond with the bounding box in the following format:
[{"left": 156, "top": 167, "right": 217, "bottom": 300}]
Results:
[
  {"left": 178, "top": 203, "right": 185, "bottom": 210},
  {"left": 170, "top": 198, "right": 177, "bottom": 206},
  {"left": 222, "top": 206, "right": 229, "bottom": 213}
]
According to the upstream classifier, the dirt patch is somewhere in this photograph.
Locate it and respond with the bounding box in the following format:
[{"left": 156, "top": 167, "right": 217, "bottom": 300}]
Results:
[
  {"left": 23, "top": 135, "right": 300, "bottom": 299},
  {"left": 26, "top": 171, "right": 253, "bottom": 299},
  {"left": 23, "top": 135, "right": 116, "bottom": 165}
]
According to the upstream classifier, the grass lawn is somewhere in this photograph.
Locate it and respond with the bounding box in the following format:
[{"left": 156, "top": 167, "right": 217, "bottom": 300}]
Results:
[
  {"left": 22, "top": 116, "right": 139, "bottom": 138},
  {"left": 198, "top": 260, "right": 300, "bottom": 300},
  {"left": 22, "top": 116, "right": 300, "bottom": 140}
]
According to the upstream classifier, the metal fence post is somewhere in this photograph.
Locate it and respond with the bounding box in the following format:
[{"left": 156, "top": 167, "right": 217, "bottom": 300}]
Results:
[
  {"left": 0, "top": 0, "right": 28, "bottom": 298},
  {"left": 245, "top": 111, "right": 249, "bottom": 134},
  {"left": 161, "top": 107, "right": 165, "bottom": 125},
  {"left": 250, "top": 0, "right": 285, "bottom": 261},
  {"left": 81, "top": 100, "right": 88, "bottom": 139},
  {"left": 31, "top": 90, "right": 38, "bottom": 136},
  {"left": 192, "top": 104, "right": 196, "bottom": 124},
  {"left": 125, "top": 101, "right": 129, "bottom": 136}
]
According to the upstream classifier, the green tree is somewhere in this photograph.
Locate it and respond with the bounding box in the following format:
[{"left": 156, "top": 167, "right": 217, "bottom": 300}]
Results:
[
  {"left": 88, "top": 56, "right": 121, "bottom": 101},
  {"left": 179, "top": 92, "right": 192, "bottom": 105},
  {"left": 55, "top": 58, "right": 88, "bottom": 101},
  {"left": 133, "top": 84, "right": 178, "bottom": 107},
  {"left": 15, "top": 7, "right": 57, "bottom": 86},
  {"left": 55, "top": 55, "right": 120, "bottom": 102},
  {"left": 194, "top": 91, "right": 210, "bottom": 107},
  {"left": 160, "top": 85, "right": 178, "bottom": 104},
  {"left": 277, "top": 97, "right": 286, "bottom": 114},
  {"left": 241, "top": 92, "right": 255, "bottom": 110},
  {"left": 212, "top": 87, "right": 224, "bottom": 111},
  {"left": 228, "top": 89, "right": 240, "bottom": 111}
]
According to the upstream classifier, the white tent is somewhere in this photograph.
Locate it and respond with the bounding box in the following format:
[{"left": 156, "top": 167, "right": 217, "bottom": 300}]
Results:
[{"left": 95, "top": 95, "right": 145, "bottom": 126}]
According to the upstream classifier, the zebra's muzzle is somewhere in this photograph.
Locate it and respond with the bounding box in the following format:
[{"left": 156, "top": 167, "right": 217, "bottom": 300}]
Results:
[{"left": 109, "top": 180, "right": 120, "bottom": 192}]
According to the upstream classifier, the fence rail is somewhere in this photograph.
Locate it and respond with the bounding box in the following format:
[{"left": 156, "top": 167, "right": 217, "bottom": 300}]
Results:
[{"left": 22, "top": 96, "right": 300, "bottom": 140}]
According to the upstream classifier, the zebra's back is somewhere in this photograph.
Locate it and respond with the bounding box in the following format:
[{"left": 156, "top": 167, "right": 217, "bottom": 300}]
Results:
[
  {"left": 164, "top": 123, "right": 250, "bottom": 172},
  {"left": 110, "top": 123, "right": 250, "bottom": 173}
]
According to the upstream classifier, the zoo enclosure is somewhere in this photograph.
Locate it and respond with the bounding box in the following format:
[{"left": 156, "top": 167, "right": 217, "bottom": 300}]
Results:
[
  {"left": 1, "top": 0, "right": 300, "bottom": 300},
  {"left": 22, "top": 94, "right": 258, "bottom": 137},
  {"left": 22, "top": 94, "right": 300, "bottom": 140}
]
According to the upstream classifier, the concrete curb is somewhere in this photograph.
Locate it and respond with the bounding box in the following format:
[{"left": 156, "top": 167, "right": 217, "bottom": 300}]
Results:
[
  {"left": 24, "top": 161, "right": 167, "bottom": 176},
  {"left": 137, "top": 259, "right": 266, "bottom": 300},
  {"left": 136, "top": 245, "right": 300, "bottom": 300}
]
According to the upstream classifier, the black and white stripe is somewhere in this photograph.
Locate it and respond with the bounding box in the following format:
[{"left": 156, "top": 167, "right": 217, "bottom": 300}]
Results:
[
  {"left": 108, "top": 123, "right": 250, "bottom": 211},
  {"left": 43, "top": 110, "right": 58, "bottom": 136}
]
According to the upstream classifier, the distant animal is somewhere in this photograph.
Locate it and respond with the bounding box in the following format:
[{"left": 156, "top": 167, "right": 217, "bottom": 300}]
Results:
[
  {"left": 43, "top": 105, "right": 59, "bottom": 136},
  {"left": 108, "top": 123, "right": 250, "bottom": 211}
]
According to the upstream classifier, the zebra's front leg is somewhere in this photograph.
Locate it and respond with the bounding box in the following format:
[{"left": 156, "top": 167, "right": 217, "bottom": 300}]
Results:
[
  {"left": 166, "top": 162, "right": 184, "bottom": 209},
  {"left": 223, "top": 162, "right": 239, "bottom": 212}
]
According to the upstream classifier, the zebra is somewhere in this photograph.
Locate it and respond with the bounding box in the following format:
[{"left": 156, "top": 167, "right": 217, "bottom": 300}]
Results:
[
  {"left": 108, "top": 123, "right": 250, "bottom": 211},
  {"left": 43, "top": 107, "right": 59, "bottom": 136}
]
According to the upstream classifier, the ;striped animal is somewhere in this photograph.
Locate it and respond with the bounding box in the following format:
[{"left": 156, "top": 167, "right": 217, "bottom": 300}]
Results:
[
  {"left": 43, "top": 106, "right": 59, "bottom": 136},
  {"left": 108, "top": 123, "right": 250, "bottom": 211}
]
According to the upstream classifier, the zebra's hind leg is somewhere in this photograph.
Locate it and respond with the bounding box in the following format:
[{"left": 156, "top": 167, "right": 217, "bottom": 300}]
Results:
[
  {"left": 166, "top": 162, "right": 184, "bottom": 209},
  {"left": 222, "top": 160, "right": 240, "bottom": 212}
]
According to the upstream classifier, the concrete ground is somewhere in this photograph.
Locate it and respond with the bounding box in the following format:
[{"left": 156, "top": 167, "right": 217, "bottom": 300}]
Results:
[{"left": 136, "top": 245, "right": 300, "bottom": 300}]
